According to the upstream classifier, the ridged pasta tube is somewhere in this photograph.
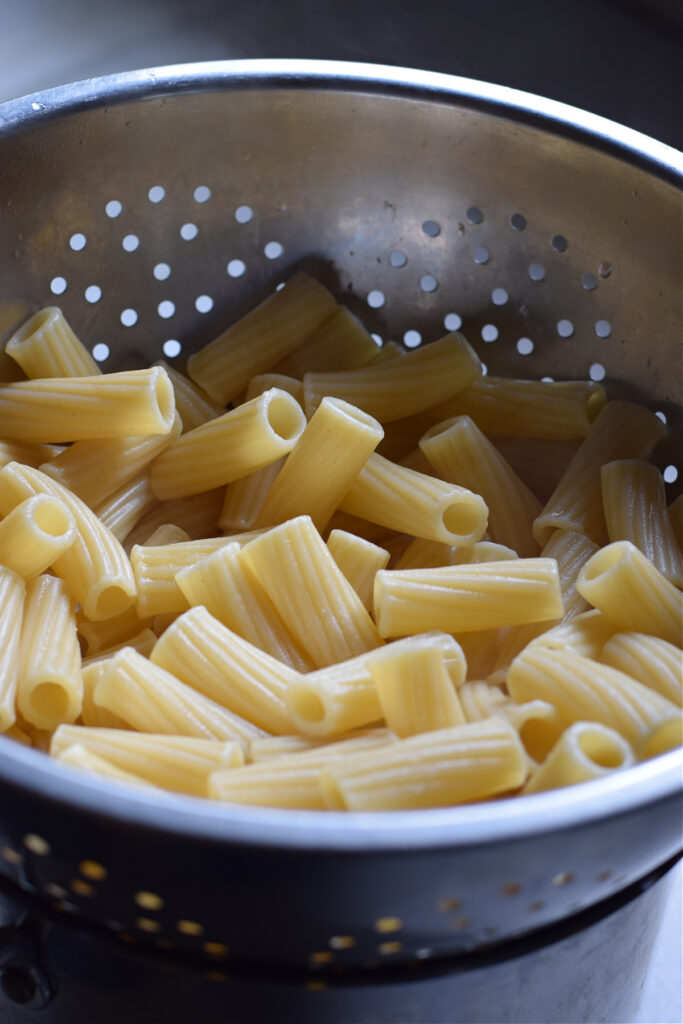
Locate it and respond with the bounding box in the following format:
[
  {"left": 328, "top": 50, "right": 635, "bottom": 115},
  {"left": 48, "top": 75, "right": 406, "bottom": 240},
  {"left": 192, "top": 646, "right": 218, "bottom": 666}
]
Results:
[
  {"left": 0, "top": 367, "right": 176, "bottom": 442},
  {"left": 255, "top": 398, "right": 384, "bottom": 531},
  {"left": 527, "top": 608, "right": 616, "bottom": 660},
  {"left": 340, "top": 452, "right": 488, "bottom": 548},
  {"left": 125, "top": 489, "right": 224, "bottom": 547},
  {"left": 669, "top": 494, "right": 683, "bottom": 551},
  {"left": 320, "top": 718, "right": 528, "bottom": 810},
  {"left": 150, "top": 606, "right": 295, "bottom": 734},
  {"left": 149, "top": 388, "right": 306, "bottom": 500},
  {"left": 272, "top": 305, "right": 379, "bottom": 376},
  {"left": 431, "top": 378, "right": 606, "bottom": 440},
  {"left": 507, "top": 647, "right": 679, "bottom": 746},
  {"left": 40, "top": 413, "right": 181, "bottom": 508},
  {"left": 5, "top": 306, "right": 101, "bottom": 378},
  {"left": 57, "top": 745, "right": 155, "bottom": 788},
  {"left": 523, "top": 722, "right": 635, "bottom": 794},
  {"left": 187, "top": 272, "right": 338, "bottom": 403},
  {"left": 131, "top": 536, "right": 237, "bottom": 618},
  {"left": 394, "top": 538, "right": 458, "bottom": 571},
  {"left": 0, "top": 567, "right": 25, "bottom": 732},
  {"left": 540, "top": 529, "right": 599, "bottom": 621},
  {"left": 18, "top": 574, "right": 82, "bottom": 730},
  {"left": 285, "top": 632, "right": 466, "bottom": 737},
  {"left": 0, "top": 440, "right": 65, "bottom": 471},
  {"left": 142, "top": 524, "right": 191, "bottom": 546},
  {"left": 153, "top": 360, "right": 224, "bottom": 431},
  {"left": 599, "top": 633, "right": 682, "bottom": 707},
  {"left": 51, "top": 726, "right": 244, "bottom": 796},
  {"left": 95, "top": 646, "right": 267, "bottom": 742},
  {"left": 533, "top": 401, "right": 667, "bottom": 546},
  {"left": 601, "top": 460, "right": 683, "bottom": 586},
  {"left": 420, "top": 416, "right": 540, "bottom": 557},
  {"left": 81, "top": 654, "right": 146, "bottom": 730},
  {"left": 326, "top": 530, "right": 390, "bottom": 612},
  {"left": 576, "top": 541, "right": 683, "bottom": 645},
  {"left": 373, "top": 559, "right": 564, "bottom": 638},
  {"left": 242, "top": 516, "right": 382, "bottom": 667},
  {"left": 0, "top": 463, "right": 136, "bottom": 621},
  {"left": 94, "top": 472, "right": 159, "bottom": 544},
  {"left": 370, "top": 642, "right": 465, "bottom": 737},
  {"left": 452, "top": 542, "right": 519, "bottom": 565},
  {"left": 459, "top": 681, "right": 510, "bottom": 722},
  {"left": 77, "top": 605, "right": 152, "bottom": 656},
  {"left": 175, "top": 542, "right": 312, "bottom": 671},
  {"left": 0, "top": 495, "right": 76, "bottom": 578},
  {"left": 303, "top": 332, "right": 482, "bottom": 423},
  {"left": 640, "top": 718, "right": 683, "bottom": 760}
]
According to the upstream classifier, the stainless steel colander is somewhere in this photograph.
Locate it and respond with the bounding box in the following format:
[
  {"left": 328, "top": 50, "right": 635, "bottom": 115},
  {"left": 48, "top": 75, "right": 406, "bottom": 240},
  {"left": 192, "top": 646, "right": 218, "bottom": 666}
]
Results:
[{"left": 0, "top": 60, "right": 681, "bottom": 972}]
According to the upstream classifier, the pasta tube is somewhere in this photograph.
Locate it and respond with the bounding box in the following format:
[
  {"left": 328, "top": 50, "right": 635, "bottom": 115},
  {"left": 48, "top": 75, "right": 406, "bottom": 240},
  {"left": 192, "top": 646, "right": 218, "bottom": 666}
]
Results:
[
  {"left": 533, "top": 401, "right": 667, "bottom": 546},
  {"left": 150, "top": 606, "right": 295, "bottom": 734},
  {"left": 272, "top": 305, "right": 379, "bottom": 376},
  {"left": 0, "top": 462, "right": 136, "bottom": 621},
  {"left": 40, "top": 413, "right": 181, "bottom": 508},
  {"left": 254, "top": 398, "right": 384, "bottom": 531},
  {"left": 601, "top": 460, "right": 683, "bottom": 586},
  {"left": 51, "top": 726, "right": 244, "bottom": 796},
  {"left": 339, "top": 452, "right": 488, "bottom": 548},
  {"left": 420, "top": 416, "right": 540, "bottom": 557},
  {"left": 1, "top": 440, "right": 66, "bottom": 471},
  {"left": 0, "top": 567, "right": 25, "bottom": 732},
  {"left": 320, "top": 718, "right": 528, "bottom": 810},
  {"left": 523, "top": 722, "right": 635, "bottom": 794},
  {"left": 394, "top": 538, "right": 457, "bottom": 571},
  {"left": 5, "top": 306, "right": 101, "bottom": 378},
  {"left": 303, "top": 332, "right": 482, "bottom": 423},
  {"left": 95, "top": 646, "right": 267, "bottom": 742},
  {"left": 125, "top": 489, "right": 224, "bottom": 547},
  {"left": 131, "top": 536, "right": 237, "bottom": 618},
  {"left": 175, "top": 542, "right": 312, "bottom": 671},
  {"left": 187, "top": 272, "right": 338, "bottom": 403},
  {"left": 500, "top": 700, "right": 565, "bottom": 762},
  {"left": 81, "top": 661, "right": 142, "bottom": 729},
  {"left": 142, "top": 524, "right": 191, "bottom": 546},
  {"left": 431, "top": 377, "right": 606, "bottom": 440},
  {"left": 373, "top": 559, "right": 564, "bottom": 638},
  {"left": 640, "top": 718, "right": 683, "bottom": 760},
  {"left": 153, "top": 360, "right": 224, "bottom": 431},
  {"left": 599, "top": 633, "right": 682, "bottom": 707},
  {"left": 526, "top": 608, "right": 616, "bottom": 660},
  {"left": 367, "top": 341, "right": 405, "bottom": 364},
  {"left": 0, "top": 367, "right": 176, "bottom": 442},
  {"left": 57, "top": 744, "right": 155, "bottom": 788},
  {"left": 369, "top": 642, "right": 465, "bottom": 737},
  {"left": 77, "top": 605, "right": 152, "bottom": 656},
  {"left": 452, "top": 542, "right": 519, "bottom": 565},
  {"left": 249, "top": 734, "right": 344, "bottom": 761},
  {"left": 18, "top": 574, "right": 82, "bottom": 730},
  {"left": 94, "top": 472, "right": 159, "bottom": 544},
  {"left": 326, "top": 530, "right": 390, "bottom": 611},
  {"left": 576, "top": 541, "right": 683, "bottom": 645},
  {"left": 0, "top": 494, "right": 76, "bottom": 578},
  {"left": 149, "top": 388, "right": 306, "bottom": 500},
  {"left": 241, "top": 516, "right": 382, "bottom": 668},
  {"left": 669, "top": 494, "right": 683, "bottom": 551},
  {"left": 493, "top": 438, "right": 581, "bottom": 503},
  {"left": 459, "top": 681, "right": 510, "bottom": 722},
  {"left": 540, "top": 529, "right": 599, "bottom": 621},
  {"left": 507, "top": 647, "right": 679, "bottom": 746},
  {"left": 285, "top": 632, "right": 466, "bottom": 737},
  {"left": 209, "top": 730, "right": 397, "bottom": 809}
]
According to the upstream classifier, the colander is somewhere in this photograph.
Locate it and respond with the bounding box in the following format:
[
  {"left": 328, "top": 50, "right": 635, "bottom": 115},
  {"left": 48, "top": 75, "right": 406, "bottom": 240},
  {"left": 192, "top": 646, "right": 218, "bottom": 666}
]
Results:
[{"left": 0, "top": 60, "right": 681, "bottom": 983}]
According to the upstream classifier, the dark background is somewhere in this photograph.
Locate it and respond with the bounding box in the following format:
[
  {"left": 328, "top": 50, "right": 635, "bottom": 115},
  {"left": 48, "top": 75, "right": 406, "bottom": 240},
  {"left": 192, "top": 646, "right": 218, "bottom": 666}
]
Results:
[{"left": 1, "top": 0, "right": 681, "bottom": 148}]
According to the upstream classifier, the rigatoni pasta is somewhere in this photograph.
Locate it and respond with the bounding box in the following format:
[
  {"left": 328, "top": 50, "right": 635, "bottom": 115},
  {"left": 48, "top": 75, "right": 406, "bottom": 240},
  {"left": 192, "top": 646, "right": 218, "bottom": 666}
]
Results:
[
  {"left": 5, "top": 306, "right": 101, "bottom": 378},
  {"left": 0, "top": 567, "right": 25, "bottom": 732},
  {"left": 0, "top": 494, "right": 76, "bottom": 579},
  {"left": 326, "top": 530, "right": 390, "bottom": 612}
]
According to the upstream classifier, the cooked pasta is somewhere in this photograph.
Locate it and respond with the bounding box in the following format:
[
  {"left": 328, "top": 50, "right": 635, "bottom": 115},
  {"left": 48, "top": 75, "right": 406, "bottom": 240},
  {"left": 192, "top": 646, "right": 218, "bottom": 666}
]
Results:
[
  {"left": 272, "top": 305, "right": 379, "bottom": 376},
  {"left": 326, "top": 530, "right": 390, "bottom": 612},
  {"left": 370, "top": 641, "right": 465, "bottom": 737},
  {"left": 540, "top": 528, "right": 599, "bottom": 620},
  {"left": 523, "top": 722, "right": 635, "bottom": 794},
  {"left": 526, "top": 608, "right": 616, "bottom": 660},
  {"left": 124, "top": 488, "right": 224, "bottom": 547},
  {"left": 5, "top": 306, "right": 101, "bottom": 378},
  {"left": 57, "top": 744, "right": 155, "bottom": 788},
  {"left": 599, "top": 633, "right": 682, "bottom": 707},
  {"left": 0, "top": 494, "right": 76, "bottom": 579},
  {"left": 131, "top": 536, "right": 237, "bottom": 618},
  {"left": 669, "top": 494, "right": 683, "bottom": 551},
  {"left": 94, "top": 472, "right": 158, "bottom": 544},
  {"left": 153, "top": 360, "right": 224, "bottom": 432},
  {"left": 0, "top": 567, "right": 25, "bottom": 732}
]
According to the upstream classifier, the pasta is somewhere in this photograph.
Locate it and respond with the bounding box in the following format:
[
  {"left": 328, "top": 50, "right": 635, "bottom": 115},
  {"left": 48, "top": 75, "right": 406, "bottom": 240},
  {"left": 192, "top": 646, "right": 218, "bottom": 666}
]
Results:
[
  {"left": 0, "top": 494, "right": 76, "bottom": 579},
  {"left": 94, "top": 472, "right": 159, "bottom": 544},
  {"left": 0, "top": 567, "right": 25, "bottom": 732},
  {"left": 523, "top": 722, "right": 635, "bottom": 794},
  {"left": 369, "top": 640, "right": 465, "bottom": 737},
  {"left": 5, "top": 306, "right": 101, "bottom": 378},
  {"left": 271, "top": 305, "right": 379, "bottom": 377},
  {"left": 153, "top": 360, "right": 224, "bottom": 432},
  {"left": 598, "top": 633, "right": 682, "bottom": 707},
  {"left": 130, "top": 536, "right": 238, "bottom": 618},
  {"left": 326, "top": 530, "right": 390, "bottom": 612}
]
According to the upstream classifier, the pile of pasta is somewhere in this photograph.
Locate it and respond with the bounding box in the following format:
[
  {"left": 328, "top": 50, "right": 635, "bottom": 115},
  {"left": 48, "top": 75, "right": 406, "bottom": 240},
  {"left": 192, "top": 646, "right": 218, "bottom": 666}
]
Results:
[{"left": 0, "top": 271, "right": 681, "bottom": 811}]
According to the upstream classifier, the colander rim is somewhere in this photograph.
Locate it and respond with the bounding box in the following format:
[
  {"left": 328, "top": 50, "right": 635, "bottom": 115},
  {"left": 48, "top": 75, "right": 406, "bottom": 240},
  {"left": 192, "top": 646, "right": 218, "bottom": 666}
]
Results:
[{"left": 0, "top": 59, "right": 680, "bottom": 852}]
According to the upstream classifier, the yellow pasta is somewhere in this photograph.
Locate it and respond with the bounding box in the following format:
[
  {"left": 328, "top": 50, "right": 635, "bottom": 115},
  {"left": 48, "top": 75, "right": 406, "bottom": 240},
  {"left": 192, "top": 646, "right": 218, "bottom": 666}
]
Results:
[
  {"left": 640, "top": 718, "right": 683, "bottom": 760},
  {"left": 153, "top": 360, "right": 224, "bottom": 431},
  {"left": 187, "top": 272, "right": 338, "bottom": 403},
  {"left": 149, "top": 388, "right": 306, "bottom": 500},
  {"left": 340, "top": 452, "right": 489, "bottom": 548},
  {"left": 601, "top": 460, "right": 683, "bottom": 586},
  {"left": 40, "top": 413, "right": 181, "bottom": 508},
  {"left": 131, "top": 536, "right": 237, "bottom": 618},
  {"left": 370, "top": 641, "right": 465, "bottom": 737},
  {"left": 51, "top": 726, "right": 244, "bottom": 796},
  {"left": 669, "top": 494, "right": 683, "bottom": 551},
  {"left": 599, "top": 633, "right": 682, "bottom": 707},
  {"left": 0, "top": 567, "right": 25, "bottom": 732},
  {"left": 394, "top": 537, "right": 458, "bottom": 571},
  {"left": 374, "top": 559, "right": 564, "bottom": 638},
  {"left": 430, "top": 377, "right": 606, "bottom": 440},
  {"left": 500, "top": 700, "right": 565, "bottom": 763},
  {"left": 576, "top": 541, "right": 683, "bottom": 646},
  {"left": 452, "top": 542, "right": 519, "bottom": 565},
  {"left": 3, "top": 723, "right": 32, "bottom": 745},
  {"left": 488, "top": 621, "right": 559, "bottom": 685},
  {"left": 77, "top": 605, "right": 152, "bottom": 657},
  {"left": 175, "top": 542, "right": 312, "bottom": 671},
  {"left": 1, "top": 440, "right": 66, "bottom": 471},
  {"left": 248, "top": 734, "right": 372, "bottom": 761},
  {"left": 150, "top": 606, "right": 295, "bottom": 734},
  {"left": 458, "top": 681, "right": 510, "bottom": 722},
  {"left": 303, "top": 332, "right": 482, "bottom": 422},
  {"left": 125, "top": 489, "right": 224, "bottom": 547},
  {"left": 533, "top": 401, "right": 667, "bottom": 546},
  {"left": 18, "top": 574, "right": 82, "bottom": 730},
  {"left": 320, "top": 718, "right": 527, "bottom": 810},
  {"left": 83, "top": 627, "right": 157, "bottom": 666},
  {"left": 5, "top": 306, "right": 101, "bottom": 378},
  {"left": 0, "top": 462, "right": 136, "bottom": 621},
  {"left": 420, "top": 416, "right": 540, "bottom": 557},
  {"left": 272, "top": 305, "right": 379, "bottom": 376},
  {"left": 540, "top": 529, "right": 599, "bottom": 620},
  {"left": 326, "top": 530, "right": 390, "bottom": 612},
  {"left": 0, "top": 494, "right": 76, "bottom": 578},
  {"left": 0, "top": 367, "right": 176, "bottom": 442},
  {"left": 80, "top": 662, "right": 138, "bottom": 730},
  {"left": 142, "top": 523, "right": 191, "bottom": 547},
  {"left": 209, "top": 730, "right": 398, "bottom": 809},
  {"left": 95, "top": 646, "right": 267, "bottom": 742},
  {"left": 492, "top": 438, "right": 581, "bottom": 504},
  {"left": 527, "top": 608, "right": 616, "bottom": 660},
  {"left": 285, "top": 632, "right": 466, "bottom": 737},
  {"left": 507, "top": 646, "right": 679, "bottom": 747},
  {"left": 523, "top": 722, "right": 635, "bottom": 794},
  {"left": 57, "top": 744, "right": 155, "bottom": 788},
  {"left": 254, "top": 398, "right": 384, "bottom": 531},
  {"left": 366, "top": 341, "right": 405, "bottom": 364},
  {"left": 94, "top": 472, "right": 159, "bottom": 544},
  {"left": 241, "top": 516, "right": 382, "bottom": 668}
]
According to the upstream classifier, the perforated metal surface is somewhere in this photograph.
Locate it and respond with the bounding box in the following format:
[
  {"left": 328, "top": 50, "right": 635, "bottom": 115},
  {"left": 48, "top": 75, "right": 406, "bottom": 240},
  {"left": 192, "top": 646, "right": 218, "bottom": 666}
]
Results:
[{"left": 0, "top": 62, "right": 681, "bottom": 967}]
